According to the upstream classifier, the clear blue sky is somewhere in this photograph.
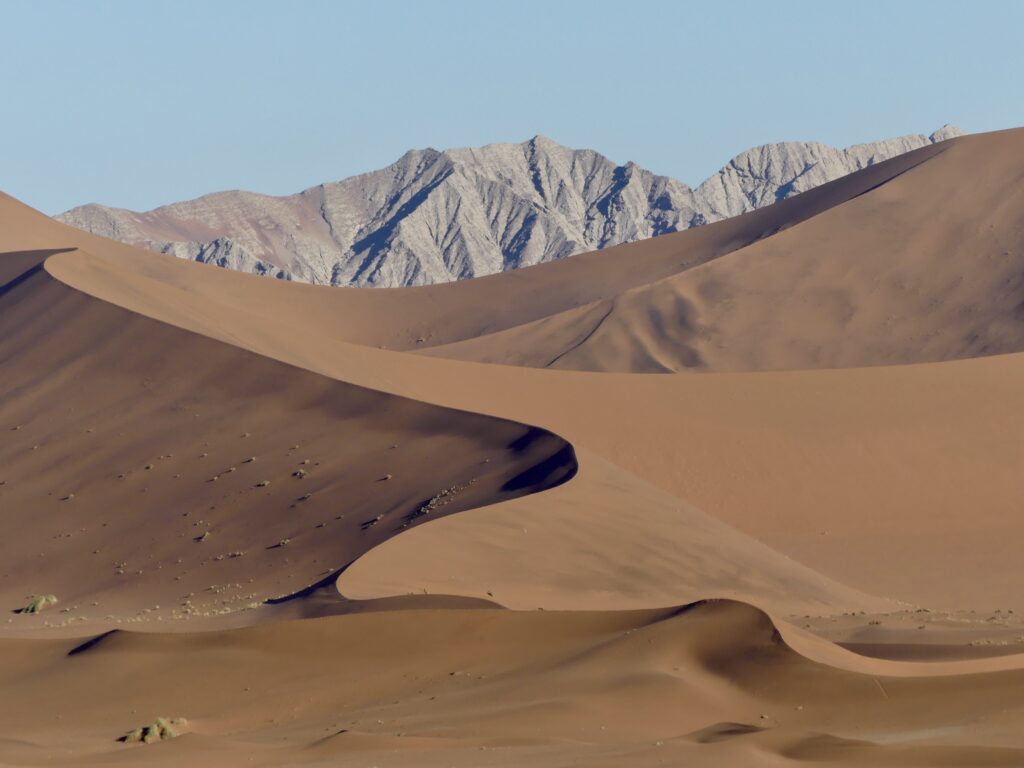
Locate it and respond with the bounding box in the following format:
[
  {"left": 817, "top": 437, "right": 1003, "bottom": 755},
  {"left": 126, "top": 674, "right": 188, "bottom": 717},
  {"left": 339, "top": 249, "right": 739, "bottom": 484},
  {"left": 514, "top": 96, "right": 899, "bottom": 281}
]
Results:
[{"left": 3, "top": 0, "right": 1022, "bottom": 214}]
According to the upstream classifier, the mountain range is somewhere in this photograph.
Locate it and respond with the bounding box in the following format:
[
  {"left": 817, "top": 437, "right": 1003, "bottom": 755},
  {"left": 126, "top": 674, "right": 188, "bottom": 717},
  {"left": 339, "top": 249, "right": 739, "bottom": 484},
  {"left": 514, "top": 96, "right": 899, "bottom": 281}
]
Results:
[{"left": 56, "top": 125, "right": 963, "bottom": 287}]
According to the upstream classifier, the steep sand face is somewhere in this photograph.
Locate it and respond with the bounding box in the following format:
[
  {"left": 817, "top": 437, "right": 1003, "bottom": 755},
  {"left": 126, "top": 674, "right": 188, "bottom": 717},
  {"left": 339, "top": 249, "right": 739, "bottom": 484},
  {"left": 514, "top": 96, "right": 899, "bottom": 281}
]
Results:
[
  {"left": 1, "top": 128, "right": 1023, "bottom": 766},
  {"left": 0, "top": 250, "right": 574, "bottom": 634}
]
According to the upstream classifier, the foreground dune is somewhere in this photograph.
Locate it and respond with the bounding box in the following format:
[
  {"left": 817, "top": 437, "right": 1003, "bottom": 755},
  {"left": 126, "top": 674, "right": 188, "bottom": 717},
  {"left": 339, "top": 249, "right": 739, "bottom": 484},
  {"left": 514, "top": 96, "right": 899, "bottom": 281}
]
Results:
[
  {"left": 1, "top": 601, "right": 1023, "bottom": 767},
  {"left": 1, "top": 127, "right": 1024, "bottom": 766}
]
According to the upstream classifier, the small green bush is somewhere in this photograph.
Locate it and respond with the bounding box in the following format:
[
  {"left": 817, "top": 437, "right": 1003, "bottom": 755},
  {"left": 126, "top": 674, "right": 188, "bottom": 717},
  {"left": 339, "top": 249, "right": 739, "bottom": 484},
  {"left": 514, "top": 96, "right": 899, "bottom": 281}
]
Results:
[{"left": 21, "top": 595, "right": 58, "bottom": 614}]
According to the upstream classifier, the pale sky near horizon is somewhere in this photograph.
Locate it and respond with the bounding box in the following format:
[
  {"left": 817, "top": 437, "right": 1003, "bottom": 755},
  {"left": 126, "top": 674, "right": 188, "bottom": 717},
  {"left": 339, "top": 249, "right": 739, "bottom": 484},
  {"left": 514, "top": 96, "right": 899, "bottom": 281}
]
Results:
[{"left": 3, "top": 0, "right": 1023, "bottom": 214}]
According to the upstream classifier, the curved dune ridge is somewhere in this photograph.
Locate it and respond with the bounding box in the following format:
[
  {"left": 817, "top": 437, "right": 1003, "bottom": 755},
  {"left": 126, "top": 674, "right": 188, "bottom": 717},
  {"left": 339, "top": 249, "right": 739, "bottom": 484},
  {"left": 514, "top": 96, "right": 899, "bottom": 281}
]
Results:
[
  {"left": 1, "top": 127, "right": 1024, "bottom": 765},
  {"left": 0, "top": 248, "right": 575, "bottom": 630}
]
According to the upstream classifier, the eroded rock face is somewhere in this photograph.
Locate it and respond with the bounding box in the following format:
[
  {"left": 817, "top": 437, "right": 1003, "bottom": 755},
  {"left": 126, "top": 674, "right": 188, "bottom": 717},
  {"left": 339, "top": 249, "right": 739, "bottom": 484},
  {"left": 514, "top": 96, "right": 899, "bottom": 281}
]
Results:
[
  {"left": 56, "top": 126, "right": 962, "bottom": 287},
  {"left": 692, "top": 126, "right": 963, "bottom": 220}
]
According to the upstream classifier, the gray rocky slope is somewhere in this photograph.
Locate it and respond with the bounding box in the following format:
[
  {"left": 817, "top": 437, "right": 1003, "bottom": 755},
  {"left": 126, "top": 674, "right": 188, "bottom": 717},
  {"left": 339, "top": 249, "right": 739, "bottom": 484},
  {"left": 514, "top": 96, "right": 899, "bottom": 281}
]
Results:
[{"left": 56, "top": 125, "right": 963, "bottom": 287}]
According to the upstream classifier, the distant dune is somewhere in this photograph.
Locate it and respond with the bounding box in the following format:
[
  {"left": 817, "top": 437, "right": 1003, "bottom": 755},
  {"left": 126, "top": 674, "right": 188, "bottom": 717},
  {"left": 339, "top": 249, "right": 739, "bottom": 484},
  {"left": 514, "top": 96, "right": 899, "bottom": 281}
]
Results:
[{"left": 1, "top": 126, "right": 1023, "bottom": 766}]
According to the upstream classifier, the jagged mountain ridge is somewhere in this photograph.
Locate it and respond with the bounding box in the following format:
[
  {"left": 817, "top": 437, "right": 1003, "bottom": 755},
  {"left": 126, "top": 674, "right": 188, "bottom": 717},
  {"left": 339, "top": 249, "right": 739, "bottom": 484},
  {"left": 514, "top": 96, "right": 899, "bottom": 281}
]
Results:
[{"left": 56, "top": 125, "right": 963, "bottom": 287}]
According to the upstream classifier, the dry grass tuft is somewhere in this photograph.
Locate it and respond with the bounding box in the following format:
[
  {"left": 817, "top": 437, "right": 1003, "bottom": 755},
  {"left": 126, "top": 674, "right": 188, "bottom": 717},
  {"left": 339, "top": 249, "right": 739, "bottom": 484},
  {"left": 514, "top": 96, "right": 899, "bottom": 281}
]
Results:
[{"left": 120, "top": 716, "right": 188, "bottom": 744}]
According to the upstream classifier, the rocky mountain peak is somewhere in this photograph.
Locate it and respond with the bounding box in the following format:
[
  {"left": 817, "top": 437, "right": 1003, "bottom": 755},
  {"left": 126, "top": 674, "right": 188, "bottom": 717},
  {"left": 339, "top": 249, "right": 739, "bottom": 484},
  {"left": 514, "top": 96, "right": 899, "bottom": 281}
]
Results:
[
  {"left": 55, "top": 126, "right": 963, "bottom": 287},
  {"left": 930, "top": 124, "right": 965, "bottom": 142}
]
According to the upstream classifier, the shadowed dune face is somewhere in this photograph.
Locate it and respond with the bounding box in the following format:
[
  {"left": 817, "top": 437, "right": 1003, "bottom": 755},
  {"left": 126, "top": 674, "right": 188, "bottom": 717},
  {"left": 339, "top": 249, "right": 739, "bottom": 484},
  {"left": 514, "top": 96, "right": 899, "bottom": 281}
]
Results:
[{"left": 0, "top": 251, "right": 574, "bottom": 631}]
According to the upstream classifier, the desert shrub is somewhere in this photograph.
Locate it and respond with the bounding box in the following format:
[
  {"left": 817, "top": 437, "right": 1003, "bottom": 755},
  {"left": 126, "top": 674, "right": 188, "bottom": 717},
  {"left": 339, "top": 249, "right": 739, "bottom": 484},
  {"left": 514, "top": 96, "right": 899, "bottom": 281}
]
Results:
[
  {"left": 120, "top": 716, "right": 187, "bottom": 744},
  {"left": 20, "top": 595, "right": 58, "bottom": 614}
]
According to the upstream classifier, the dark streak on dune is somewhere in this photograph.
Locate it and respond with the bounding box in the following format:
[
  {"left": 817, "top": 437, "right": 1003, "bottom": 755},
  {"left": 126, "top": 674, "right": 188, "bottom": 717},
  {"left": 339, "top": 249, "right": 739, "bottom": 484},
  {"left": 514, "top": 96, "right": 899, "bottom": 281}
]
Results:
[{"left": 67, "top": 629, "right": 118, "bottom": 656}]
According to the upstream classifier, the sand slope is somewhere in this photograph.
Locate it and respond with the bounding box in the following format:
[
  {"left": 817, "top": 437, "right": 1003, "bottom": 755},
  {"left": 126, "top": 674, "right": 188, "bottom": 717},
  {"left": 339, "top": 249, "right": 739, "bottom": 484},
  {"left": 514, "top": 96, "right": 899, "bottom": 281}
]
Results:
[
  {"left": 0, "top": 248, "right": 573, "bottom": 633},
  {"left": 1, "top": 602, "right": 1022, "bottom": 767}
]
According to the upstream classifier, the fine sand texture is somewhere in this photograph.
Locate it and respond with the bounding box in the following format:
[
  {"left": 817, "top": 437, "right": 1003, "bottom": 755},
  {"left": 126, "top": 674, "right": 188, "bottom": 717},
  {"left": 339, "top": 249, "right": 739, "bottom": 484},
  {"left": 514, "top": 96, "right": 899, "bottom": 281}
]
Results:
[{"left": 1, "top": 128, "right": 1024, "bottom": 766}]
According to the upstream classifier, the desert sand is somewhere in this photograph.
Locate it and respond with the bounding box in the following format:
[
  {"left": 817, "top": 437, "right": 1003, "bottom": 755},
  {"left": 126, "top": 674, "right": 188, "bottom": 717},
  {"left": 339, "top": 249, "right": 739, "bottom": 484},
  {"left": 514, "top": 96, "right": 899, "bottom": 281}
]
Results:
[{"left": 1, "top": 128, "right": 1023, "bottom": 766}]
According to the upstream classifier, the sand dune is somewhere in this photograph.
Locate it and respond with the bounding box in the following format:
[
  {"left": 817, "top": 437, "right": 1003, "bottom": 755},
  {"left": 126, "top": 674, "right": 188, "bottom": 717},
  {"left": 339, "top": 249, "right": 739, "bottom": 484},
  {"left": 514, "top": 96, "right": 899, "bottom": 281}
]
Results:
[
  {"left": 1, "top": 601, "right": 1022, "bottom": 767},
  {"left": 417, "top": 129, "right": 1024, "bottom": 371},
  {"left": 0, "top": 248, "right": 573, "bottom": 634},
  {"left": 1, "top": 128, "right": 1023, "bottom": 766},
  {"left": 329, "top": 350, "right": 1024, "bottom": 613},
  {"left": 341, "top": 450, "right": 889, "bottom": 615}
]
